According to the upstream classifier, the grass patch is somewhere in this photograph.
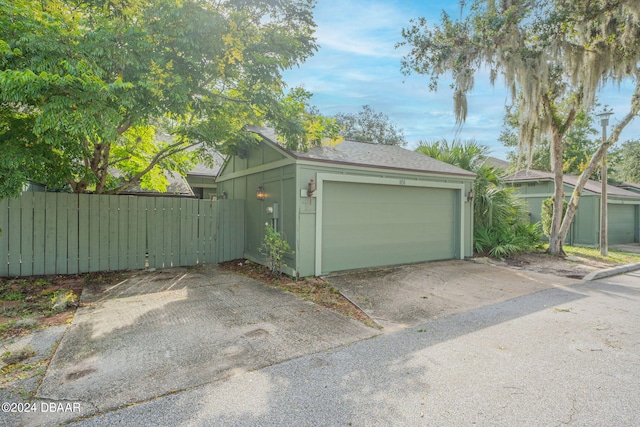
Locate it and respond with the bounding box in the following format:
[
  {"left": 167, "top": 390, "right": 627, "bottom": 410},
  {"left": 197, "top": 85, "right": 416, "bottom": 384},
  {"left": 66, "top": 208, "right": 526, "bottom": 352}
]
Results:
[
  {"left": 1, "top": 358, "right": 49, "bottom": 385},
  {"left": 561, "top": 245, "right": 640, "bottom": 265}
]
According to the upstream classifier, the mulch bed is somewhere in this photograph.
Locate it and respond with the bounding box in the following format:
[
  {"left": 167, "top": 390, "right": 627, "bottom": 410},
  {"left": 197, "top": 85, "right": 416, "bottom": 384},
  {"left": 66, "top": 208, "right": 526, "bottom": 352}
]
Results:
[{"left": 219, "top": 259, "right": 377, "bottom": 328}]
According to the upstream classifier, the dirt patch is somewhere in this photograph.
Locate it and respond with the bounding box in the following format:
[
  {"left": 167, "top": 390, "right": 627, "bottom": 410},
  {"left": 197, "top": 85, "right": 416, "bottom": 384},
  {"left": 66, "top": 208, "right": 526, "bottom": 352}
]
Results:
[
  {"left": 0, "top": 271, "right": 125, "bottom": 339},
  {"left": 219, "top": 259, "right": 377, "bottom": 328},
  {"left": 502, "top": 251, "right": 607, "bottom": 279}
]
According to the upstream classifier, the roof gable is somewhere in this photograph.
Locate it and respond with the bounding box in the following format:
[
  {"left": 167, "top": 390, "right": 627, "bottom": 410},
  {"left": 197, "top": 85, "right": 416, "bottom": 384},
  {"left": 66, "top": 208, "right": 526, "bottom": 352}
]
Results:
[{"left": 245, "top": 126, "right": 475, "bottom": 178}]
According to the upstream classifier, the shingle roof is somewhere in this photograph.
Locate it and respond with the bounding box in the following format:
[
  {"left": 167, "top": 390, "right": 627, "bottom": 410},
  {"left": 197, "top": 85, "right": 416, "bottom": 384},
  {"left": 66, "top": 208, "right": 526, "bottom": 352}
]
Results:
[
  {"left": 187, "top": 149, "right": 226, "bottom": 177},
  {"left": 505, "top": 169, "right": 640, "bottom": 198},
  {"left": 619, "top": 182, "right": 640, "bottom": 191},
  {"left": 113, "top": 171, "right": 195, "bottom": 197},
  {"left": 157, "top": 133, "right": 226, "bottom": 177},
  {"left": 245, "top": 125, "right": 475, "bottom": 178}
]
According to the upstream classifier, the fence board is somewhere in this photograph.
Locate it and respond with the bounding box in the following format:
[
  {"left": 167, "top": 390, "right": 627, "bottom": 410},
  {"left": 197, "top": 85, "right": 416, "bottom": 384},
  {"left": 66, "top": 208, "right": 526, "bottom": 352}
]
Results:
[
  {"left": 136, "top": 198, "right": 147, "bottom": 269},
  {"left": 170, "top": 199, "right": 179, "bottom": 267},
  {"left": 0, "top": 198, "right": 9, "bottom": 276},
  {"left": 107, "top": 195, "right": 119, "bottom": 271},
  {"left": 44, "top": 193, "right": 57, "bottom": 275},
  {"left": 89, "top": 195, "right": 101, "bottom": 272},
  {"left": 55, "top": 194, "right": 69, "bottom": 273},
  {"left": 178, "top": 199, "right": 187, "bottom": 266},
  {"left": 8, "top": 198, "right": 22, "bottom": 276},
  {"left": 66, "top": 195, "right": 79, "bottom": 274},
  {"left": 78, "top": 195, "right": 90, "bottom": 273},
  {"left": 196, "top": 200, "right": 206, "bottom": 263},
  {"left": 127, "top": 197, "right": 138, "bottom": 270},
  {"left": 20, "top": 193, "right": 34, "bottom": 276},
  {"left": 32, "top": 194, "right": 46, "bottom": 276},
  {"left": 212, "top": 200, "right": 224, "bottom": 263},
  {"left": 146, "top": 198, "right": 157, "bottom": 268},
  {"left": 2, "top": 193, "right": 244, "bottom": 277},
  {"left": 199, "top": 200, "right": 215, "bottom": 263},
  {"left": 117, "top": 196, "right": 128, "bottom": 271},
  {"left": 160, "top": 198, "right": 171, "bottom": 268}
]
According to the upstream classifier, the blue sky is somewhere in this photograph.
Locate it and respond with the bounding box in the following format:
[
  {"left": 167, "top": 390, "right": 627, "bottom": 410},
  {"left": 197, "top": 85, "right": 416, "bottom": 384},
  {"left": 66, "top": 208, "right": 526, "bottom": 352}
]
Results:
[{"left": 283, "top": 0, "right": 640, "bottom": 160}]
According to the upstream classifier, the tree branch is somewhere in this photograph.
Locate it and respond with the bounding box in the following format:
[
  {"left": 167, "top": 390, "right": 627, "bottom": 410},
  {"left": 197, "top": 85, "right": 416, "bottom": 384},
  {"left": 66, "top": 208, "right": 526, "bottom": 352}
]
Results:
[{"left": 108, "top": 140, "right": 200, "bottom": 194}]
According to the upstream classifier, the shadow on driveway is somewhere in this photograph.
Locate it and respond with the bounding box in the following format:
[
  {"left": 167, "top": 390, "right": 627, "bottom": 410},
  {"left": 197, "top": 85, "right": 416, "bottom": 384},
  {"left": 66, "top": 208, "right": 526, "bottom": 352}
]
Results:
[
  {"left": 66, "top": 269, "right": 640, "bottom": 426},
  {"left": 25, "top": 265, "right": 377, "bottom": 426}
]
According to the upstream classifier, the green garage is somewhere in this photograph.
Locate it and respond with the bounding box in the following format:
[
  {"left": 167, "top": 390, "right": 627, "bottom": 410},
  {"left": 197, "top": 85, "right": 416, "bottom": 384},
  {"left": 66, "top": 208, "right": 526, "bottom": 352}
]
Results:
[
  {"left": 217, "top": 126, "right": 475, "bottom": 276},
  {"left": 321, "top": 182, "right": 458, "bottom": 273},
  {"left": 609, "top": 204, "right": 636, "bottom": 245},
  {"left": 506, "top": 169, "right": 640, "bottom": 247}
]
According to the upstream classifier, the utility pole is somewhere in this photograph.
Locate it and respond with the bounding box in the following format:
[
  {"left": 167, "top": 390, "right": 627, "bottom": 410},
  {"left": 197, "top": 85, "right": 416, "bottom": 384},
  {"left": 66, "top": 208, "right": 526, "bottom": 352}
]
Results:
[{"left": 597, "top": 109, "right": 613, "bottom": 257}]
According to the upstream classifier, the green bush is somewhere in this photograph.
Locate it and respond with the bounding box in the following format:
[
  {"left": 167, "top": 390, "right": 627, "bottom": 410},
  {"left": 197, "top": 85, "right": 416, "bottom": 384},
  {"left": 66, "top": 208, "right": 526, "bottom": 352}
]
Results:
[
  {"left": 415, "top": 139, "right": 543, "bottom": 258},
  {"left": 474, "top": 222, "right": 543, "bottom": 259},
  {"left": 259, "top": 222, "right": 293, "bottom": 277}
]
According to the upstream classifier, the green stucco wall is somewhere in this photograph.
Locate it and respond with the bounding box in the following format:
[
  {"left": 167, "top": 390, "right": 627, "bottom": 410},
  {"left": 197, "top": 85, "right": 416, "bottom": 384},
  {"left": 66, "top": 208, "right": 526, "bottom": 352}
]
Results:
[{"left": 511, "top": 182, "right": 640, "bottom": 246}]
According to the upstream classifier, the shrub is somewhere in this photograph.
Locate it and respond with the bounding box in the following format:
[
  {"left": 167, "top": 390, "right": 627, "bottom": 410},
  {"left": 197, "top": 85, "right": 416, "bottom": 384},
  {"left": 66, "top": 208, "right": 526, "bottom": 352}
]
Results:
[
  {"left": 259, "top": 222, "right": 293, "bottom": 277},
  {"left": 474, "top": 222, "right": 543, "bottom": 259}
]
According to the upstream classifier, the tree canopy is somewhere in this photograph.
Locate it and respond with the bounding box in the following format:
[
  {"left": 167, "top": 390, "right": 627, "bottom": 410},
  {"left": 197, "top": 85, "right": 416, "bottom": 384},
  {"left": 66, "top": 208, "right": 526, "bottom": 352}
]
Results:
[
  {"left": 501, "top": 105, "right": 599, "bottom": 175},
  {"left": 0, "top": 0, "right": 332, "bottom": 197},
  {"left": 609, "top": 139, "right": 640, "bottom": 184},
  {"left": 333, "top": 105, "right": 406, "bottom": 146},
  {"left": 401, "top": 0, "right": 640, "bottom": 255}
]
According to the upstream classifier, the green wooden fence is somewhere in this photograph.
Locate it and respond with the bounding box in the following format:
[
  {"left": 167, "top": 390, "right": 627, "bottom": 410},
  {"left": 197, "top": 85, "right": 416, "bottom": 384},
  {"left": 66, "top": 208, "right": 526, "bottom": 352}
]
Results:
[{"left": 0, "top": 193, "right": 244, "bottom": 277}]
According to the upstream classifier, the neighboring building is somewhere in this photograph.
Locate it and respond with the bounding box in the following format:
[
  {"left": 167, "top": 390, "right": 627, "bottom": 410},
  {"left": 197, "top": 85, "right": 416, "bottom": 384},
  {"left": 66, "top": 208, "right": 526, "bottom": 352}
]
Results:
[
  {"left": 505, "top": 169, "right": 640, "bottom": 246},
  {"left": 216, "top": 126, "right": 476, "bottom": 277},
  {"left": 186, "top": 150, "right": 226, "bottom": 200},
  {"left": 118, "top": 172, "right": 195, "bottom": 197},
  {"left": 617, "top": 182, "right": 640, "bottom": 195}
]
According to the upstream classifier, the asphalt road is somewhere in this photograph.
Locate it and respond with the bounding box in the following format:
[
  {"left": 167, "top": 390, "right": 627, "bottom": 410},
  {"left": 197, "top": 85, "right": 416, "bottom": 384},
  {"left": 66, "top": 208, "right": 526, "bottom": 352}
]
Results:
[{"left": 59, "top": 272, "right": 640, "bottom": 426}]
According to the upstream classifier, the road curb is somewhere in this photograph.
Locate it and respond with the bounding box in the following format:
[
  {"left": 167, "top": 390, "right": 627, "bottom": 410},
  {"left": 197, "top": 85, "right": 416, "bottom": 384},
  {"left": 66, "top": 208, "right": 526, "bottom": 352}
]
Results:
[{"left": 583, "top": 262, "right": 640, "bottom": 281}]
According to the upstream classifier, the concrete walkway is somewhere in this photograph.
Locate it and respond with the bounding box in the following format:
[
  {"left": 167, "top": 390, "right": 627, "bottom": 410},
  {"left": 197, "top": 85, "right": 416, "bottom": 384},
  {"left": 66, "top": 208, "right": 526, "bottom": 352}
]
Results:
[{"left": 23, "top": 266, "right": 377, "bottom": 426}]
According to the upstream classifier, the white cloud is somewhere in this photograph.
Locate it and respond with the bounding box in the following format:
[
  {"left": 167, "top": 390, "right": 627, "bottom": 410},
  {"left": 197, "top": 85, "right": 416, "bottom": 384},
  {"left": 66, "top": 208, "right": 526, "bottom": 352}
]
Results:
[
  {"left": 312, "top": 1, "right": 410, "bottom": 58},
  {"left": 287, "top": 0, "right": 640, "bottom": 162}
]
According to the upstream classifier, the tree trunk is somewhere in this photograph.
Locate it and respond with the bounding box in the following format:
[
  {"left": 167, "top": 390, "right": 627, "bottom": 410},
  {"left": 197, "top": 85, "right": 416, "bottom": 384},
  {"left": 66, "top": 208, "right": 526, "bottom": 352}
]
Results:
[
  {"left": 547, "top": 131, "right": 566, "bottom": 256},
  {"left": 556, "top": 104, "right": 639, "bottom": 245}
]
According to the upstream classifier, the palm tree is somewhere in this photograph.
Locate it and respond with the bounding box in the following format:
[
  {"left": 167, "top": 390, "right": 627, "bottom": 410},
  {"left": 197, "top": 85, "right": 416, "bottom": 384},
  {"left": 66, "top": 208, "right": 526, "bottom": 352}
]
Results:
[{"left": 416, "top": 139, "right": 541, "bottom": 257}]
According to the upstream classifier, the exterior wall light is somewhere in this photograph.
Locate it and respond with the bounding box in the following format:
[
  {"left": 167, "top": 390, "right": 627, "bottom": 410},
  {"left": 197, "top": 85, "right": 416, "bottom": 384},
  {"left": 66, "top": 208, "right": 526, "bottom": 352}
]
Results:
[
  {"left": 467, "top": 189, "right": 474, "bottom": 202},
  {"left": 256, "top": 186, "right": 266, "bottom": 201}
]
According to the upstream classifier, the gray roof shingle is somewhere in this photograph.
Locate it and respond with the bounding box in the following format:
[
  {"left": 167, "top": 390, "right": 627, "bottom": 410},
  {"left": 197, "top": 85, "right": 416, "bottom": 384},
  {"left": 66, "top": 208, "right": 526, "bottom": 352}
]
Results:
[
  {"left": 245, "top": 125, "right": 475, "bottom": 178},
  {"left": 505, "top": 169, "right": 640, "bottom": 198}
]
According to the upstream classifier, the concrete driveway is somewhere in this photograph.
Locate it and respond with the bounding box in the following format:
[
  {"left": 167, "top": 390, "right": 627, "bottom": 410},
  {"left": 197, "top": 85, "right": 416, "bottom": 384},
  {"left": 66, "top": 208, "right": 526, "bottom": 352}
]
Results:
[
  {"left": 25, "top": 266, "right": 376, "bottom": 426},
  {"left": 326, "top": 260, "right": 577, "bottom": 332},
  {"left": 64, "top": 270, "right": 640, "bottom": 426}
]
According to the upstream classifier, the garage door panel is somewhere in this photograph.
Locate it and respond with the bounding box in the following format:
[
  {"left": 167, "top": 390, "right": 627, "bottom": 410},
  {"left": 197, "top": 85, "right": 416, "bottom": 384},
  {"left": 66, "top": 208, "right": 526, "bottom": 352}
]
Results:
[
  {"left": 608, "top": 205, "right": 636, "bottom": 244},
  {"left": 321, "top": 182, "right": 458, "bottom": 273}
]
